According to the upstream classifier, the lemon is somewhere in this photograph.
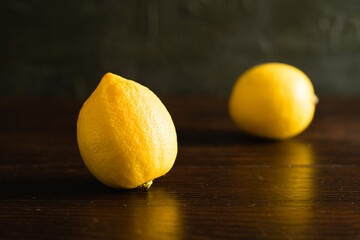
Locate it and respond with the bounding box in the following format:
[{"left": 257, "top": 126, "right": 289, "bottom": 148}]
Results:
[
  {"left": 229, "top": 63, "right": 318, "bottom": 140},
  {"left": 77, "top": 73, "right": 177, "bottom": 189}
]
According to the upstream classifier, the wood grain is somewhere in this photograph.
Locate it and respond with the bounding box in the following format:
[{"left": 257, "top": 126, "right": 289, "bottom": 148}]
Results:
[{"left": 0, "top": 97, "right": 360, "bottom": 240}]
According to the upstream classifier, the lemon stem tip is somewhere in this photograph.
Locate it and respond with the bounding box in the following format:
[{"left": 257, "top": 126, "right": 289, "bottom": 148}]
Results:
[
  {"left": 138, "top": 180, "right": 153, "bottom": 190},
  {"left": 313, "top": 95, "right": 319, "bottom": 105}
]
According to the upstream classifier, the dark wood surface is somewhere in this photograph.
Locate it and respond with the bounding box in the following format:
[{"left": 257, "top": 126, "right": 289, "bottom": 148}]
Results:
[{"left": 1, "top": 97, "right": 360, "bottom": 240}]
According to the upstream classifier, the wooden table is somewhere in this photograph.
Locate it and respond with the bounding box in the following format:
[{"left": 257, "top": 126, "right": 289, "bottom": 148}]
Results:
[{"left": 1, "top": 97, "right": 360, "bottom": 240}]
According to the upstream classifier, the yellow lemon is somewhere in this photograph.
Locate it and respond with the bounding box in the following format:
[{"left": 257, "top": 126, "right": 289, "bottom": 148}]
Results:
[
  {"left": 229, "top": 63, "right": 318, "bottom": 140},
  {"left": 77, "top": 73, "right": 177, "bottom": 189}
]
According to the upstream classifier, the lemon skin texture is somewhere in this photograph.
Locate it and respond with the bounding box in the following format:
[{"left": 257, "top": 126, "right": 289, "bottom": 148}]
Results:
[
  {"left": 77, "top": 73, "right": 178, "bottom": 189},
  {"left": 229, "top": 63, "right": 318, "bottom": 140}
]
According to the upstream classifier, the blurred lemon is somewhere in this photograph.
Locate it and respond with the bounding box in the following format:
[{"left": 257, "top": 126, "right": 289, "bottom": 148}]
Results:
[
  {"left": 229, "top": 63, "right": 318, "bottom": 139},
  {"left": 77, "top": 73, "right": 177, "bottom": 189}
]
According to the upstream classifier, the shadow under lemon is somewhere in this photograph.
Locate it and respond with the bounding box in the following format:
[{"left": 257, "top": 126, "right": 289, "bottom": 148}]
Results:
[
  {"left": 267, "top": 140, "right": 318, "bottom": 237},
  {"left": 71, "top": 188, "right": 183, "bottom": 240}
]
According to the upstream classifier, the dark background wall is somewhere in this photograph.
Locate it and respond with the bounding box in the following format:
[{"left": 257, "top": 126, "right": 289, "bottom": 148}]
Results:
[{"left": 1, "top": 0, "right": 359, "bottom": 97}]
